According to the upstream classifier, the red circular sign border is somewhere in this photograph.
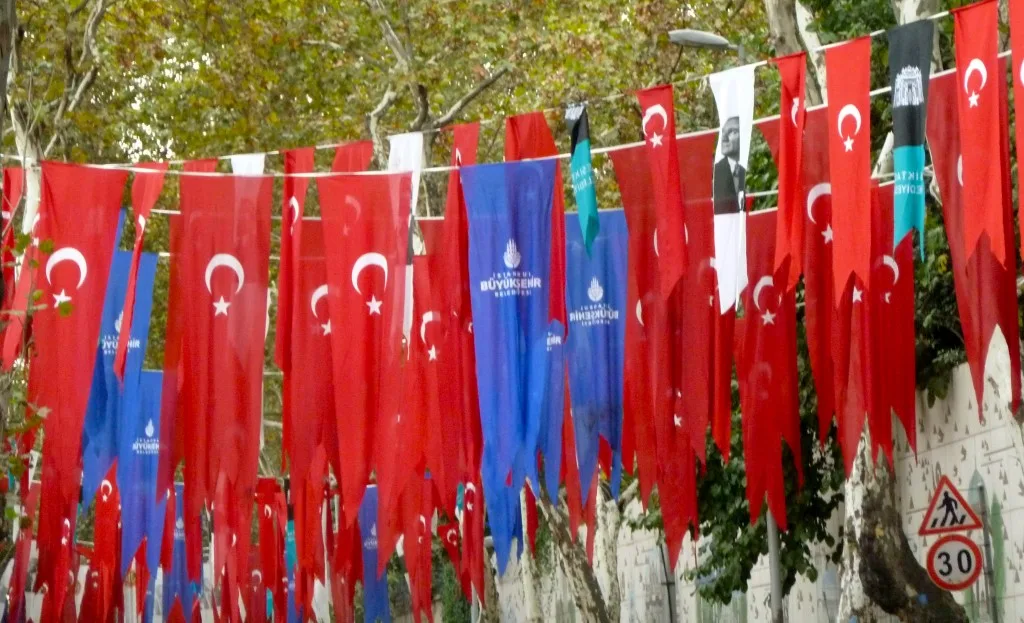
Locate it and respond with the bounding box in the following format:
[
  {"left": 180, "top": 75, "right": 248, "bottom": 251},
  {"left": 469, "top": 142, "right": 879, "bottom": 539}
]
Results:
[{"left": 926, "top": 534, "right": 983, "bottom": 591}]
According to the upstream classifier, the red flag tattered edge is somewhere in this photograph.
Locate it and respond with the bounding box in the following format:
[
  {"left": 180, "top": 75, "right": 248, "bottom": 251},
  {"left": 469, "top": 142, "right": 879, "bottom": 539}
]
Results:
[
  {"left": 1011, "top": 0, "right": 1024, "bottom": 261},
  {"left": 770, "top": 52, "right": 807, "bottom": 291},
  {"left": 114, "top": 162, "right": 168, "bottom": 380}
]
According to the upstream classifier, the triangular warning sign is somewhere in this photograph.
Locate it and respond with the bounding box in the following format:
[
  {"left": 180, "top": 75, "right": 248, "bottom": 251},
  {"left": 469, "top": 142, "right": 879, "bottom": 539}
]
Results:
[{"left": 918, "top": 475, "right": 982, "bottom": 536}]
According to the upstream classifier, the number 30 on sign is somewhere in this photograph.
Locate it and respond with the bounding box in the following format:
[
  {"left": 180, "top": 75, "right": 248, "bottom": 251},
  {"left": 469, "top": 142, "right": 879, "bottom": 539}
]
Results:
[{"left": 926, "top": 534, "right": 982, "bottom": 591}]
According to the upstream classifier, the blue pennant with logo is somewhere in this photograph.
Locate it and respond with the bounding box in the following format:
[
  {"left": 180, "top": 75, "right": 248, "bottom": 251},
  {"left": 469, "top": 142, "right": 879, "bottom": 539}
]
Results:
[
  {"left": 358, "top": 485, "right": 390, "bottom": 623},
  {"left": 82, "top": 213, "right": 158, "bottom": 508},
  {"left": 164, "top": 483, "right": 201, "bottom": 620},
  {"left": 461, "top": 160, "right": 556, "bottom": 573},
  {"left": 118, "top": 370, "right": 167, "bottom": 575},
  {"left": 565, "top": 210, "right": 627, "bottom": 500}
]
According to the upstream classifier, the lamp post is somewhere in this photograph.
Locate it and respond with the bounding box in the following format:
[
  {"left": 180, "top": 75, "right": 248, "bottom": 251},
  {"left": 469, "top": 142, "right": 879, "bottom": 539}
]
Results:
[{"left": 667, "top": 29, "right": 781, "bottom": 623}]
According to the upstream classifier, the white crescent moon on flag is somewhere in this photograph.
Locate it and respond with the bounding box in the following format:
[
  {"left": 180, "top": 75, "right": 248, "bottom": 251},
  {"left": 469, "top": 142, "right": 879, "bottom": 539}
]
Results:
[
  {"left": 836, "top": 104, "right": 862, "bottom": 138},
  {"left": 288, "top": 196, "right": 300, "bottom": 233},
  {"left": 204, "top": 253, "right": 245, "bottom": 294},
  {"left": 344, "top": 195, "right": 362, "bottom": 222},
  {"left": 446, "top": 529, "right": 457, "bottom": 545},
  {"left": 957, "top": 155, "right": 963, "bottom": 187},
  {"left": 252, "top": 570, "right": 263, "bottom": 583},
  {"left": 100, "top": 480, "right": 113, "bottom": 499},
  {"left": 653, "top": 229, "right": 659, "bottom": 257},
  {"left": 790, "top": 97, "right": 800, "bottom": 126},
  {"left": 806, "top": 183, "right": 832, "bottom": 225},
  {"left": 351, "top": 252, "right": 388, "bottom": 294},
  {"left": 963, "top": 58, "right": 988, "bottom": 93},
  {"left": 641, "top": 104, "right": 668, "bottom": 137},
  {"left": 455, "top": 148, "right": 464, "bottom": 166},
  {"left": 882, "top": 255, "right": 899, "bottom": 284},
  {"left": 418, "top": 515, "right": 427, "bottom": 532},
  {"left": 635, "top": 300, "right": 644, "bottom": 326},
  {"left": 420, "top": 311, "right": 437, "bottom": 344},
  {"left": 1019, "top": 60, "right": 1024, "bottom": 88},
  {"left": 752, "top": 275, "right": 774, "bottom": 311},
  {"left": 310, "top": 284, "right": 328, "bottom": 318},
  {"left": 45, "top": 247, "right": 88, "bottom": 288},
  {"left": 138, "top": 215, "right": 147, "bottom": 231}
]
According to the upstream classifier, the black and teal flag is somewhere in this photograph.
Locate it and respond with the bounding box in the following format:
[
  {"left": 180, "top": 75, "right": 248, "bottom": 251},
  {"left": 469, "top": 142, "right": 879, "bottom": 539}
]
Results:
[
  {"left": 566, "top": 103, "right": 599, "bottom": 253},
  {"left": 888, "top": 19, "right": 933, "bottom": 255}
]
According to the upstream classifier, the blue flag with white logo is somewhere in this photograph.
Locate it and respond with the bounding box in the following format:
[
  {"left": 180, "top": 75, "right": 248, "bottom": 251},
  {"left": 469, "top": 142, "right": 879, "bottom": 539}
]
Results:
[
  {"left": 565, "top": 211, "right": 627, "bottom": 500},
  {"left": 81, "top": 233, "right": 158, "bottom": 507},
  {"left": 118, "top": 370, "right": 167, "bottom": 575},
  {"left": 462, "top": 160, "right": 556, "bottom": 573},
  {"left": 358, "top": 486, "right": 390, "bottom": 623},
  {"left": 164, "top": 483, "right": 200, "bottom": 621},
  {"left": 284, "top": 516, "right": 301, "bottom": 623}
]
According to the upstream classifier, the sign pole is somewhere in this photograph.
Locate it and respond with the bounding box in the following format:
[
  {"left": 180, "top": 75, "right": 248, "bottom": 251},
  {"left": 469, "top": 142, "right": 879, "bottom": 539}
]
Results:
[
  {"left": 767, "top": 511, "right": 783, "bottom": 623},
  {"left": 977, "top": 483, "right": 999, "bottom": 623}
]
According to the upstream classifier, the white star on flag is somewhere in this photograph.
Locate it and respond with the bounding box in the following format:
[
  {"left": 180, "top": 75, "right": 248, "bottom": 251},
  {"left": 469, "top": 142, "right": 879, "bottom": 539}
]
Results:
[
  {"left": 53, "top": 289, "right": 72, "bottom": 306},
  {"left": 843, "top": 136, "right": 854, "bottom": 152},
  {"left": 649, "top": 132, "right": 663, "bottom": 147},
  {"left": 673, "top": 414, "right": 683, "bottom": 428},
  {"left": 213, "top": 296, "right": 231, "bottom": 316},
  {"left": 822, "top": 224, "right": 834, "bottom": 244},
  {"left": 428, "top": 345, "right": 438, "bottom": 361},
  {"left": 761, "top": 310, "right": 776, "bottom": 325},
  {"left": 366, "top": 295, "right": 383, "bottom": 315},
  {"left": 321, "top": 319, "right": 332, "bottom": 335},
  {"left": 852, "top": 287, "right": 863, "bottom": 303},
  {"left": 968, "top": 91, "right": 980, "bottom": 108}
]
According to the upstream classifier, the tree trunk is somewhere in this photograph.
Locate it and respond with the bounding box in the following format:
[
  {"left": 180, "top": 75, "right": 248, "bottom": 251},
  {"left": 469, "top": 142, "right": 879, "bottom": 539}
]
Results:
[
  {"left": 762, "top": 0, "right": 824, "bottom": 104},
  {"left": 836, "top": 431, "right": 968, "bottom": 622}
]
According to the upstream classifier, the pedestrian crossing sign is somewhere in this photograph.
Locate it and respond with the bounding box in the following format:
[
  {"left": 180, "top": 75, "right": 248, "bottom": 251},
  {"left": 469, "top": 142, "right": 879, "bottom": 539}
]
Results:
[{"left": 918, "top": 475, "right": 982, "bottom": 536}]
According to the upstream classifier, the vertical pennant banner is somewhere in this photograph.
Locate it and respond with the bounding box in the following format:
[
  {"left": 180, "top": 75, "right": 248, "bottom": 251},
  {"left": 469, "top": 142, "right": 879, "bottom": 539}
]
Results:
[
  {"left": 119, "top": 371, "right": 167, "bottom": 577},
  {"left": 1011, "top": 0, "right": 1024, "bottom": 260},
  {"left": 566, "top": 104, "right": 599, "bottom": 253},
  {"left": 29, "top": 162, "right": 128, "bottom": 606},
  {"left": 709, "top": 64, "right": 756, "bottom": 314},
  {"left": 887, "top": 20, "right": 933, "bottom": 252},
  {"left": 954, "top": 0, "right": 1004, "bottom": 263},
  {"left": 825, "top": 36, "right": 873, "bottom": 302},
  {"left": 635, "top": 85, "right": 687, "bottom": 298},
  {"left": 564, "top": 210, "right": 627, "bottom": 499},
  {"left": 82, "top": 245, "right": 157, "bottom": 506},
  {"left": 770, "top": 52, "right": 807, "bottom": 290},
  {"left": 358, "top": 486, "right": 390, "bottom": 623},
  {"left": 318, "top": 172, "right": 411, "bottom": 525},
  {"left": 461, "top": 160, "right": 556, "bottom": 573},
  {"left": 163, "top": 484, "right": 201, "bottom": 623}
]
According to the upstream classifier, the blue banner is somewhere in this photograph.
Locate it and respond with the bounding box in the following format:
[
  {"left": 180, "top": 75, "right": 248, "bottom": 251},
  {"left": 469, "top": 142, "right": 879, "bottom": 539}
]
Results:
[
  {"left": 565, "top": 211, "right": 627, "bottom": 500},
  {"left": 462, "top": 160, "right": 556, "bottom": 573},
  {"left": 118, "top": 371, "right": 167, "bottom": 575},
  {"left": 284, "top": 518, "right": 300, "bottom": 623},
  {"left": 163, "top": 483, "right": 200, "bottom": 621},
  {"left": 81, "top": 236, "right": 158, "bottom": 507},
  {"left": 358, "top": 486, "right": 390, "bottom": 623}
]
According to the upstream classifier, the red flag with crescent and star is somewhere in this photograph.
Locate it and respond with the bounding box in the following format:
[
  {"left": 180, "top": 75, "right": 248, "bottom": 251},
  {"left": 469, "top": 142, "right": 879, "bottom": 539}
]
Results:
[
  {"left": 770, "top": 52, "right": 807, "bottom": 290},
  {"left": 274, "top": 147, "right": 315, "bottom": 470},
  {"left": 114, "top": 162, "right": 168, "bottom": 381},
  {"left": 954, "top": 0, "right": 1004, "bottom": 264},
  {"left": 256, "top": 477, "right": 286, "bottom": 622},
  {"left": 736, "top": 209, "right": 802, "bottom": 529},
  {"left": 926, "top": 65, "right": 1021, "bottom": 422},
  {"left": 635, "top": 85, "right": 688, "bottom": 298},
  {"left": 318, "top": 172, "right": 411, "bottom": 526},
  {"left": 160, "top": 173, "right": 272, "bottom": 580},
  {"left": 28, "top": 162, "right": 128, "bottom": 606},
  {"left": 825, "top": 36, "right": 872, "bottom": 304}
]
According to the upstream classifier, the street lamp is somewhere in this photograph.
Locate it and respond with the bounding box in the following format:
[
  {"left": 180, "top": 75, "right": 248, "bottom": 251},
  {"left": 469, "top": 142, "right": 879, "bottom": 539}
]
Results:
[{"left": 668, "top": 28, "right": 745, "bottom": 61}]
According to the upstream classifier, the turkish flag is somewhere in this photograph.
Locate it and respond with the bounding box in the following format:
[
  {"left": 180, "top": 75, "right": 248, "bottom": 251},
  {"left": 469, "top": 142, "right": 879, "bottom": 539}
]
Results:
[
  {"left": 256, "top": 478, "right": 284, "bottom": 620},
  {"left": 954, "top": 0, "right": 1004, "bottom": 263},
  {"left": 274, "top": 148, "right": 315, "bottom": 458},
  {"left": 927, "top": 66, "right": 1021, "bottom": 421},
  {"left": 29, "top": 162, "right": 127, "bottom": 602},
  {"left": 400, "top": 477, "right": 435, "bottom": 623},
  {"left": 825, "top": 37, "right": 872, "bottom": 302},
  {"left": 737, "top": 210, "right": 802, "bottom": 529},
  {"left": 428, "top": 122, "right": 481, "bottom": 521},
  {"left": 1, "top": 166, "right": 23, "bottom": 310},
  {"left": 7, "top": 483, "right": 38, "bottom": 623},
  {"left": 762, "top": 107, "right": 837, "bottom": 442},
  {"left": 114, "top": 162, "right": 168, "bottom": 380},
  {"left": 460, "top": 475, "right": 485, "bottom": 605},
  {"left": 1010, "top": 0, "right": 1024, "bottom": 260},
  {"left": 91, "top": 464, "right": 121, "bottom": 623},
  {"left": 636, "top": 85, "right": 688, "bottom": 297},
  {"left": 868, "top": 184, "right": 916, "bottom": 462},
  {"left": 332, "top": 140, "right": 374, "bottom": 173},
  {"left": 771, "top": 52, "right": 807, "bottom": 290},
  {"left": 183, "top": 158, "right": 217, "bottom": 173},
  {"left": 438, "top": 521, "right": 467, "bottom": 597},
  {"left": 317, "top": 172, "right": 411, "bottom": 525},
  {"left": 160, "top": 173, "right": 272, "bottom": 578}
]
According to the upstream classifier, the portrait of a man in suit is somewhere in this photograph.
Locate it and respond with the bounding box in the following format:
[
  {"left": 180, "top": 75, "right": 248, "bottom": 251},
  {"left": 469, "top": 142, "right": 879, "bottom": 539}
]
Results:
[{"left": 713, "top": 116, "right": 745, "bottom": 215}]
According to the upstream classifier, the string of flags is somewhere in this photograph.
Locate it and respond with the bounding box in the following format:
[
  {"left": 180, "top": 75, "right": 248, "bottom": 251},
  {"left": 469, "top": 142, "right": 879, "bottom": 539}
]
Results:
[{"left": 2, "top": 1, "right": 1023, "bottom": 621}]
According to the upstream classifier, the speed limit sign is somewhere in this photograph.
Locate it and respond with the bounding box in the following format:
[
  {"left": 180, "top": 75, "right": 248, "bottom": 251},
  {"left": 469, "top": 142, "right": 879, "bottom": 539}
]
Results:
[{"left": 926, "top": 534, "right": 983, "bottom": 591}]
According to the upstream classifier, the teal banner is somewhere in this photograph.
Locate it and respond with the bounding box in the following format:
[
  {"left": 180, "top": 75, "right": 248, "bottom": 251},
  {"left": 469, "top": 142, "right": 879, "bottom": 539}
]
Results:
[{"left": 567, "top": 103, "right": 599, "bottom": 253}]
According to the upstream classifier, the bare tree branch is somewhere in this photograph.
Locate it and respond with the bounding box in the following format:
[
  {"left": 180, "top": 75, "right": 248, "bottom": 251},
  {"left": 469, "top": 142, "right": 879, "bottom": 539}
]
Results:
[
  {"left": 433, "top": 65, "right": 510, "bottom": 128},
  {"left": 410, "top": 82, "right": 429, "bottom": 130},
  {"left": 302, "top": 38, "right": 346, "bottom": 53}
]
